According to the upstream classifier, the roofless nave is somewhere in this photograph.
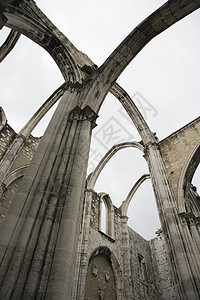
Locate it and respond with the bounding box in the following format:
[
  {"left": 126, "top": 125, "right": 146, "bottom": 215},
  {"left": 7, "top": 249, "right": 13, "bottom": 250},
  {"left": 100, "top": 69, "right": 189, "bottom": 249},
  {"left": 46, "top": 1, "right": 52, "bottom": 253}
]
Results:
[{"left": 0, "top": 0, "right": 200, "bottom": 299}]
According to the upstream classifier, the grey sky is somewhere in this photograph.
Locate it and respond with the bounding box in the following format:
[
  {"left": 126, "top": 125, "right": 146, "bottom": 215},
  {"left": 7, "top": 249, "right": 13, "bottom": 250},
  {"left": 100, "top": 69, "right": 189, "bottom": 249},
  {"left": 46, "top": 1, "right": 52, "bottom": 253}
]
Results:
[{"left": 0, "top": 0, "right": 200, "bottom": 239}]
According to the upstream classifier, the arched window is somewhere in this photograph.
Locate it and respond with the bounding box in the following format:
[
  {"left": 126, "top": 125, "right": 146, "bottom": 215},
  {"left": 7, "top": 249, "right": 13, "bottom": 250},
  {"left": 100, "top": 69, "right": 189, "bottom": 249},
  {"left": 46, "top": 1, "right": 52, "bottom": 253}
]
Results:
[
  {"left": 99, "top": 193, "right": 114, "bottom": 238},
  {"left": 99, "top": 196, "right": 107, "bottom": 233}
]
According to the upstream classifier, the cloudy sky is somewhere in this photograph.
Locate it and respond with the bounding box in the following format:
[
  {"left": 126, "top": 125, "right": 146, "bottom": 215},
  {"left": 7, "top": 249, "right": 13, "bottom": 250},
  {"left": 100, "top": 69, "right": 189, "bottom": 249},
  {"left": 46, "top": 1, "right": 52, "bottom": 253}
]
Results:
[{"left": 0, "top": 0, "right": 200, "bottom": 239}]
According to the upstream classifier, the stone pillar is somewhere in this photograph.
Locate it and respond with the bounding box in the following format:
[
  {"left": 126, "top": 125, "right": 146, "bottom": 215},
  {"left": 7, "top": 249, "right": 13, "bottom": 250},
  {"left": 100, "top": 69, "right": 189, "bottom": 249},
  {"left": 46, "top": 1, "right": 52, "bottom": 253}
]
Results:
[
  {"left": 179, "top": 213, "right": 200, "bottom": 270},
  {"left": 45, "top": 106, "right": 97, "bottom": 300},
  {"left": 145, "top": 142, "right": 200, "bottom": 300},
  {"left": 0, "top": 86, "right": 97, "bottom": 299},
  {"left": 72, "top": 189, "right": 93, "bottom": 300},
  {"left": 192, "top": 216, "right": 200, "bottom": 251},
  {"left": 120, "top": 216, "right": 134, "bottom": 300}
]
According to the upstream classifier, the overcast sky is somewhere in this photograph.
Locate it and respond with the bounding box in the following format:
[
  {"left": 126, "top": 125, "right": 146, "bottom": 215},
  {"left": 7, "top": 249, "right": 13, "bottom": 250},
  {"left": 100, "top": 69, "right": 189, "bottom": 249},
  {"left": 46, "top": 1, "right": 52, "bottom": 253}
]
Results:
[{"left": 0, "top": 0, "right": 200, "bottom": 239}]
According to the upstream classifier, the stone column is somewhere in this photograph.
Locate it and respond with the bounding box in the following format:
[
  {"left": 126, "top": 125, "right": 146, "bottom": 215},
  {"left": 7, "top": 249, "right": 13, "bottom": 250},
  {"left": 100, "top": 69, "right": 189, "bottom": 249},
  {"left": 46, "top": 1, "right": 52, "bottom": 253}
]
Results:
[
  {"left": 44, "top": 105, "right": 97, "bottom": 300},
  {"left": 72, "top": 189, "right": 93, "bottom": 300},
  {"left": 145, "top": 142, "right": 200, "bottom": 300},
  {"left": 120, "top": 216, "right": 134, "bottom": 300},
  {"left": 192, "top": 216, "right": 200, "bottom": 251},
  {"left": 0, "top": 86, "right": 97, "bottom": 299},
  {"left": 179, "top": 213, "right": 200, "bottom": 268}
]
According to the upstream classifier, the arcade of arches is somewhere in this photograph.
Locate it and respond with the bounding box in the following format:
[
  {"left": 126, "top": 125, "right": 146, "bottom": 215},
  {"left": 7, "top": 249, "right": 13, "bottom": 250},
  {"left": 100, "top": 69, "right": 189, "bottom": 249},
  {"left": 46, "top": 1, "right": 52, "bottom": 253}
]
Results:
[{"left": 0, "top": 1, "right": 200, "bottom": 299}]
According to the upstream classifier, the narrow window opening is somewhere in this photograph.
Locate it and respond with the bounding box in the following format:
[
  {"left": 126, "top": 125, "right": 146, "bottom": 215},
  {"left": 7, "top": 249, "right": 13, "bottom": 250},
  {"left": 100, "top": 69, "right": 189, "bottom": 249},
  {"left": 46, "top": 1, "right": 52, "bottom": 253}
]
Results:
[
  {"left": 100, "top": 198, "right": 107, "bottom": 234},
  {"left": 138, "top": 254, "right": 147, "bottom": 283}
]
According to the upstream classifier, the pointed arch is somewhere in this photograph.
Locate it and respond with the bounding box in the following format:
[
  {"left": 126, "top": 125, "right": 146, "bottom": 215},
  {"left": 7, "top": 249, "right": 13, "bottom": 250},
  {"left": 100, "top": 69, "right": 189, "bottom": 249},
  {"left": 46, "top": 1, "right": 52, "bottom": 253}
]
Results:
[
  {"left": 19, "top": 82, "right": 67, "bottom": 137},
  {"left": 111, "top": 83, "right": 156, "bottom": 144},
  {"left": 3, "top": 166, "right": 27, "bottom": 188},
  {"left": 120, "top": 174, "right": 150, "bottom": 216},
  {"left": 87, "top": 141, "right": 144, "bottom": 190},
  {"left": 178, "top": 141, "right": 200, "bottom": 213},
  {"left": 99, "top": 1, "right": 200, "bottom": 85},
  {"left": 81, "top": 0, "right": 200, "bottom": 111},
  {"left": 85, "top": 246, "right": 123, "bottom": 299},
  {"left": 2, "top": 3, "right": 82, "bottom": 81}
]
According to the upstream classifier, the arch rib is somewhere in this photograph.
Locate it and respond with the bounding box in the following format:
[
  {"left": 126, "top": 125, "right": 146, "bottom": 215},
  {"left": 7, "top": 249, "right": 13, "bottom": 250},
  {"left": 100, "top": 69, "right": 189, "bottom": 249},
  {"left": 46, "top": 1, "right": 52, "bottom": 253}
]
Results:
[
  {"left": 80, "top": 0, "right": 200, "bottom": 112},
  {"left": 111, "top": 83, "right": 156, "bottom": 145},
  {"left": 0, "top": 29, "right": 20, "bottom": 63},
  {"left": 99, "top": 0, "right": 200, "bottom": 85},
  {"left": 2, "top": 4, "right": 82, "bottom": 82},
  {"left": 178, "top": 140, "right": 200, "bottom": 213},
  {"left": 19, "top": 81, "right": 68, "bottom": 138},
  {"left": 86, "top": 141, "right": 144, "bottom": 190},
  {"left": 3, "top": 166, "right": 27, "bottom": 188},
  {"left": 119, "top": 174, "right": 150, "bottom": 216}
]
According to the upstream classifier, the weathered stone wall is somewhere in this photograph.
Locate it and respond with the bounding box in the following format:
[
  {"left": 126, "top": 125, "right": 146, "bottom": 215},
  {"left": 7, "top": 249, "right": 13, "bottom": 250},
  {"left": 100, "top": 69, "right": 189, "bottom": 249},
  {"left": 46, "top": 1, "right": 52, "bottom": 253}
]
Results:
[
  {"left": 0, "top": 123, "right": 41, "bottom": 223},
  {"left": 0, "top": 176, "right": 21, "bottom": 223},
  {"left": 128, "top": 228, "right": 158, "bottom": 299},
  {"left": 84, "top": 253, "right": 117, "bottom": 300},
  {"left": 150, "top": 232, "right": 176, "bottom": 300},
  {"left": 86, "top": 227, "right": 124, "bottom": 298},
  {"left": 9, "top": 134, "right": 40, "bottom": 172},
  {"left": 0, "top": 123, "right": 16, "bottom": 160},
  {"left": 1, "top": 119, "right": 199, "bottom": 299},
  {"left": 85, "top": 191, "right": 173, "bottom": 300},
  {"left": 87, "top": 200, "right": 124, "bottom": 299},
  {"left": 90, "top": 191, "right": 100, "bottom": 231},
  {"left": 159, "top": 117, "right": 200, "bottom": 205}
]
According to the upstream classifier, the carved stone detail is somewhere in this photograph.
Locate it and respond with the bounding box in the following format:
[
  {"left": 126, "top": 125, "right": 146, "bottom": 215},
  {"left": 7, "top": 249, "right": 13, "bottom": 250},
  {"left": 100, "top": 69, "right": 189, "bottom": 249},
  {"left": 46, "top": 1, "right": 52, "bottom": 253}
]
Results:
[
  {"left": 91, "top": 264, "right": 98, "bottom": 277},
  {"left": 69, "top": 105, "right": 98, "bottom": 128},
  {"left": 105, "top": 271, "right": 110, "bottom": 282}
]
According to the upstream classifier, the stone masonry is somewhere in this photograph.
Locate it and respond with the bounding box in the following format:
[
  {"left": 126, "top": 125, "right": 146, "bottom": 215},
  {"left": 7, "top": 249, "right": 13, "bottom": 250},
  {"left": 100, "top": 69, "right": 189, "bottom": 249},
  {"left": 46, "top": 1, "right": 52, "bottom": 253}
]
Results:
[{"left": 0, "top": 0, "right": 200, "bottom": 299}]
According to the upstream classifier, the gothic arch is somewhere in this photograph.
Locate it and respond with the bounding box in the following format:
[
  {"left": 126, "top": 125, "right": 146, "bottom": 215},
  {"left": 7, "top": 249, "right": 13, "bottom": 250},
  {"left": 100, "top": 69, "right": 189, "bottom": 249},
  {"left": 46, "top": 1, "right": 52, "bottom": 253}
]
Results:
[
  {"left": 86, "top": 246, "right": 123, "bottom": 299},
  {"left": 120, "top": 174, "right": 150, "bottom": 216},
  {"left": 2, "top": 3, "right": 82, "bottom": 81},
  {"left": 0, "top": 166, "right": 27, "bottom": 223},
  {"left": 178, "top": 141, "right": 200, "bottom": 213},
  {"left": 0, "top": 0, "right": 163, "bottom": 148},
  {"left": 0, "top": 2, "right": 199, "bottom": 299},
  {"left": 19, "top": 82, "right": 66, "bottom": 137},
  {"left": 82, "top": 1, "right": 200, "bottom": 112},
  {"left": 99, "top": 1, "right": 200, "bottom": 85},
  {"left": 2, "top": 1, "right": 197, "bottom": 148},
  {"left": 87, "top": 141, "right": 144, "bottom": 190},
  {"left": 3, "top": 165, "right": 27, "bottom": 188},
  {"left": 110, "top": 83, "right": 155, "bottom": 145}
]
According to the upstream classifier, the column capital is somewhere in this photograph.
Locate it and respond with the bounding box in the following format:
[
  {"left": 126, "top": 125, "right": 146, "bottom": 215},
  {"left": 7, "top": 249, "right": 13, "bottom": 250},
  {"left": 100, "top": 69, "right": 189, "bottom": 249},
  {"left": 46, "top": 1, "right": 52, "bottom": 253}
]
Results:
[
  {"left": 69, "top": 105, "right": 98, "bottom": 128},
  {"left": 179, "top": 211, "right": 200, "bottom": 226},
  {"left": 143, "top": 141, "right": 159, "bottom": 160}
]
